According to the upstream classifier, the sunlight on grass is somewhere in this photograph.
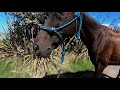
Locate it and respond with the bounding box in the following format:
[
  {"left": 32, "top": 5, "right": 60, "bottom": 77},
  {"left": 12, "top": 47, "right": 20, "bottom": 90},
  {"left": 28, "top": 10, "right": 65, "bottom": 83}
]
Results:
[
  {"left": 62, "top": 54, "right": 94, "bottom": 73},
  {"left": 0, "top": 52, "right": 94, "bottom": 78},
  {"left": 0, "top": 57, "right": 30, "bottom": 78}
]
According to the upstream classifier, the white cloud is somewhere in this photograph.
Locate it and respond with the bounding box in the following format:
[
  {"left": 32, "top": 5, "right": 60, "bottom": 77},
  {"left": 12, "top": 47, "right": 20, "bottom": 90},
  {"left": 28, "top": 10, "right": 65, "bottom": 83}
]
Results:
[
  {"left": 93, "top": 16, "right": 96, "bottom": 18},
  {"left": 117, "top": 23, "right": 120, "bottom": 27},
  {"left": 102, "top": 23, "right": 110, "bottom": 27},
  {"left": 102, "top": 23, "right": 115, "bottom": 30}
]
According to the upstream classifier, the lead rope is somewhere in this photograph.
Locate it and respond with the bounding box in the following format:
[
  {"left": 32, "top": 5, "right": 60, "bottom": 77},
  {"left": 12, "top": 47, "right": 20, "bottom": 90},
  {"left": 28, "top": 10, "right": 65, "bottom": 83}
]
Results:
[
  {"left": 57, "top": 35, "right": 76, "bottom": 78},
  {"left": 57, "top": 12, "right": 82, "bottom": 78},
  {"left": 57, "top": 63, "right": 62, "bottom": 78},
  {"left": 39, "top": 12, "right": 82, "bottom": 78},
  {"left": 57, "top": 42, "right": 66, "bottom": 78}
]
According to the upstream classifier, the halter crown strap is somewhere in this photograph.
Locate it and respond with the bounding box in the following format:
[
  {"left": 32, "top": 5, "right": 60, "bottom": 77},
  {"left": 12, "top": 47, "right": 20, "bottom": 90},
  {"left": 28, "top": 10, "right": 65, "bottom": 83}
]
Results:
[{"left": 74, "top": 12, "right": 82, "bottom": 40}]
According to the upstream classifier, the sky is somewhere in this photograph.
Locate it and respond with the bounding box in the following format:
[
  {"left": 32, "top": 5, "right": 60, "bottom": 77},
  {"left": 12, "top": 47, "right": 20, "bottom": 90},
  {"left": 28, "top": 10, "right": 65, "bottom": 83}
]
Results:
[
  {"left": 88, "top": 12, "right": 120, "bottom": 27},
  {"left": 0, "top": 12, "right": 8, "bottom": 33},
  {"left": 0, "top": 12, "right": 120, "bottom": 33}
]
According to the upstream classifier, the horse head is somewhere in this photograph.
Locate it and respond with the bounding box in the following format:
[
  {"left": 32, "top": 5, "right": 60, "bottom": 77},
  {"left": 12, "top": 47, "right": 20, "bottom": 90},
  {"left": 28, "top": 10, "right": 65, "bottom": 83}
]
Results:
[{"left": 33, "top": 12, "right": 82, "bottom": 59}]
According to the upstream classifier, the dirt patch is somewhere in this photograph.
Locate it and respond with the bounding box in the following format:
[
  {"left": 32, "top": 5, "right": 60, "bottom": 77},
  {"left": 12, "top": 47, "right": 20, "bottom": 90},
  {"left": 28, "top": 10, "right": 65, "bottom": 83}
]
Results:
[{"left": 103, "top": 65, "right": 120, "bottom": 78}]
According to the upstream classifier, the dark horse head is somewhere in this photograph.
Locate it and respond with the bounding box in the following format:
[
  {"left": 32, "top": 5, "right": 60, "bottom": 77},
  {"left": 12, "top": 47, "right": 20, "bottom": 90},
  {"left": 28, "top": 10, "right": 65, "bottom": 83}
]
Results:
[{"left": 33, "top": 12, "right": 79, "bottom": 58}]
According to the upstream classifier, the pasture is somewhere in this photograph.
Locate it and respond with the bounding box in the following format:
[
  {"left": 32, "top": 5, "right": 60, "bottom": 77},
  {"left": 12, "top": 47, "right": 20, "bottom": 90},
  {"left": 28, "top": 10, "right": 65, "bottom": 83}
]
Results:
[{"left": 0, "top": 52, "right": 94, "bottom": 78}]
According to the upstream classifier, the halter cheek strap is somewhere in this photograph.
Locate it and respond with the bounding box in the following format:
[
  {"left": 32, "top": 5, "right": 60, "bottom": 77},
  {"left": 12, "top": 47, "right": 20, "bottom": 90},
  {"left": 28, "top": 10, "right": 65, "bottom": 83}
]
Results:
[
  {"left": 75, "top": 12, "right": 82, "bottom": 40},
  {"left": 40, "top": 12, "right": 82, "bottom": 63}
]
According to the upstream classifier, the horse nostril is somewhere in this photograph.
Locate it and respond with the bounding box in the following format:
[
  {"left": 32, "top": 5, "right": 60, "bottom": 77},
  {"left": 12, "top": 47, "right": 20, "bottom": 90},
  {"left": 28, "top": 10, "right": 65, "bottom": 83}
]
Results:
[
  {"left": 47, "top": 48, "right": 51, "bottom": 51},
  {"left": 33, "top": 44, "right": 39, "bottom": 51}
]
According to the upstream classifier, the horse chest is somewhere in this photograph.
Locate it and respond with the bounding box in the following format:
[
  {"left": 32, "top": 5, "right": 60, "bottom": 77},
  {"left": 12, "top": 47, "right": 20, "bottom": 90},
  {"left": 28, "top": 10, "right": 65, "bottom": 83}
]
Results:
[{"left": 110, "top": 55, "right": 120, "bottom": 64}]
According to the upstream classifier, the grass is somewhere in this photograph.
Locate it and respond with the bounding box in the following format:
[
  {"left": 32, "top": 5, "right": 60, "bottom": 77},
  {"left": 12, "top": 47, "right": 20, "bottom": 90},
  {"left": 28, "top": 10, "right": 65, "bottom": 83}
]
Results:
[
  {"left": 0, "top": 57, "right": 30, "bottom": 78},
  {"left": 62, "top": 54, "right": 94, "bottom": 73},
  {"left": 0, "top": 53, "right": 94, "bottom": 78}
]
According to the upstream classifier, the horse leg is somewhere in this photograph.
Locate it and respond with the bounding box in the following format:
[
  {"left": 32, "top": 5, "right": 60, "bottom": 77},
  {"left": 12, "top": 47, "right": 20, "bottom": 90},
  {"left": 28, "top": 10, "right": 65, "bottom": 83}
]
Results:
[{"left": 94, "top": 61, "right": 107, "bottom": 78}]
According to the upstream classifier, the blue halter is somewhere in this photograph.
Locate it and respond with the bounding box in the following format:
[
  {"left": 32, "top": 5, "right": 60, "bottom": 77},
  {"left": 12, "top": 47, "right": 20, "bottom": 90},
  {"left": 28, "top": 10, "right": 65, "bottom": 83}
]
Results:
[{"left": 40, "top": 12, "right": 82, "bottom": 63}]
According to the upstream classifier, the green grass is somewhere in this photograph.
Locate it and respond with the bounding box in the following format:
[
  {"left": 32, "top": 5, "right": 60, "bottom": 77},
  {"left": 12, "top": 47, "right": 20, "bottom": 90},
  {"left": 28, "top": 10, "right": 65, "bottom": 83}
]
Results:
[
  {"left": 0, "top": 57, "right": 30, "bottom": 78},
  {"left": 63, "top": 55, "right": 94, "bottom": 73},
  {"left": 0, "top": 53, "right": 94, "bottom": 78}
]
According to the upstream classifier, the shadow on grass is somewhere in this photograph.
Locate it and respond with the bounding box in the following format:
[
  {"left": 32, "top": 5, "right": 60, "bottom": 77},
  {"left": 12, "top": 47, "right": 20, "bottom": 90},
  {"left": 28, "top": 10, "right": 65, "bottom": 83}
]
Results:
[{"left": 43, "top": 70, "right": 113, "bottom": 78}]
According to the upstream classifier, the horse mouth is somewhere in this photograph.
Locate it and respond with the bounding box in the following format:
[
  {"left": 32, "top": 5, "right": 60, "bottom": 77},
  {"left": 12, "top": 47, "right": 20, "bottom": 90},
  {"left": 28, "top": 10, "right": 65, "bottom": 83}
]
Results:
[{"left": 35, "top": 50, "right": 51, "bottom": 59}]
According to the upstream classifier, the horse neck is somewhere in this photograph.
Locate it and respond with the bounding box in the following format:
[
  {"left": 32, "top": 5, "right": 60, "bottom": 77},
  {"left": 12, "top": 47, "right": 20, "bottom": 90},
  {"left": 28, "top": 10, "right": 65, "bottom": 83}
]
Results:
[{"left": 81, "top": 12, "right": 102, "bottom": 47}]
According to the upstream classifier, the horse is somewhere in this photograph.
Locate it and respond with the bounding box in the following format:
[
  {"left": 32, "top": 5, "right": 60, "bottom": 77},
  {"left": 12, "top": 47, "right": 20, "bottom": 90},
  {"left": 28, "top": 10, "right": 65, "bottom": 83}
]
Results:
[{"left": 33, "top": 12, "right": 120, "bottom": 78}]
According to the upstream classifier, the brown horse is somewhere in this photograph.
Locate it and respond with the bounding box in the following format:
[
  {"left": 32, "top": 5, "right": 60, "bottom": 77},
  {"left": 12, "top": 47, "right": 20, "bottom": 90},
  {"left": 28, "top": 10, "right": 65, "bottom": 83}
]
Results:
[{"left": 33, "top": 12, "right": 120, "bottom": 78}]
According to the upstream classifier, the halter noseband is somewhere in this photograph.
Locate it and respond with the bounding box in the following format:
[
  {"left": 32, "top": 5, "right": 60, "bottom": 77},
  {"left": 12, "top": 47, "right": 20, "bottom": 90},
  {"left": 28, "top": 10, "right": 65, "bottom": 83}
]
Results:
[{"left": 40, "top": 12, "right": 82, "bottom": 63}]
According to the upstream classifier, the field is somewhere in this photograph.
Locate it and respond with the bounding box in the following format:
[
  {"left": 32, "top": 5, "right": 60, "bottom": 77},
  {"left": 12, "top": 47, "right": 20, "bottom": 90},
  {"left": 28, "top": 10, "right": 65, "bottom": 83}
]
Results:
[{"left": 0, "top": 53, "right": 94, "bottom": 78}]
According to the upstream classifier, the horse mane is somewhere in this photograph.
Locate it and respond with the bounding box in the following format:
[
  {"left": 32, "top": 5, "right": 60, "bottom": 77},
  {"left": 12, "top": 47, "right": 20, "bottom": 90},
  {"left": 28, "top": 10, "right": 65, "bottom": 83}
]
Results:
[
  {"left": 81, "top": 12, "right": 112, "bottom": 54},
  {"left": 82, "top": 12, "right": 101, "bottom": 26}
]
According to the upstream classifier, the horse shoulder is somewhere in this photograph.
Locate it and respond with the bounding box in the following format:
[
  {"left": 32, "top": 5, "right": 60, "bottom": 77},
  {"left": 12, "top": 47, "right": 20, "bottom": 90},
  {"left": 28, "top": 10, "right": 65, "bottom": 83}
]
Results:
[{"left": 93, "top": 27, "right": 113, "bottom": 59}]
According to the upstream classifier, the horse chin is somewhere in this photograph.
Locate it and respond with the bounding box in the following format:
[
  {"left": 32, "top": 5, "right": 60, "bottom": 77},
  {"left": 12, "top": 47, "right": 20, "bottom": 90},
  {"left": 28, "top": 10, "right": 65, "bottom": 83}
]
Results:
[
  {"left": 36, "top": 52, "right": 51, "bottom": 60},
  {"left": 43, "top": 54, "right": 50, "bottom": 59},
  {"left": 35, "top": 55, "right": 50, "bottom": 60}
]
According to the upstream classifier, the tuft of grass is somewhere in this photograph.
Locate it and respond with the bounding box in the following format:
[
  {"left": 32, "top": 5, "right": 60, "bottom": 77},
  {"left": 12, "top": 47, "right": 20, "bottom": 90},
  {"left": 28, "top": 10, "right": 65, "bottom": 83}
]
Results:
[
  {"left": 0, "top": 57, "right": 30, "bottom": 78},
  {"left": 0, "top": 52, "right": 94, "bottom": 78},
  {"left": 62, "top": 54, "right": 94, "bottom": 73}
]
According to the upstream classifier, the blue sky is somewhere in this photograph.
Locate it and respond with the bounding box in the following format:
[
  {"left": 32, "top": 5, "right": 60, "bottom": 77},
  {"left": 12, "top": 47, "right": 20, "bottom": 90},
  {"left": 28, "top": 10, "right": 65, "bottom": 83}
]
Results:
[
  {"left": 0, "top": 12, "right": 120, "bottom": 33},
  {"left": 0, "top": 12, "right": 8, "bottom": 33},
  {"left": 89, "top": 12, "right": 120, "bottom": 27}
]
